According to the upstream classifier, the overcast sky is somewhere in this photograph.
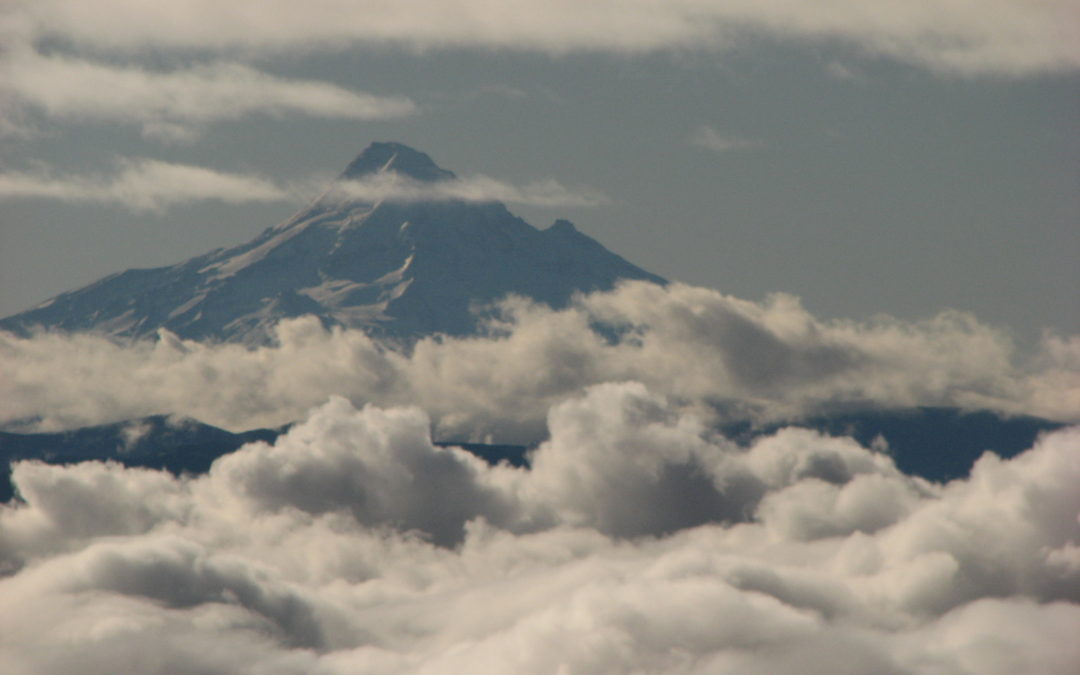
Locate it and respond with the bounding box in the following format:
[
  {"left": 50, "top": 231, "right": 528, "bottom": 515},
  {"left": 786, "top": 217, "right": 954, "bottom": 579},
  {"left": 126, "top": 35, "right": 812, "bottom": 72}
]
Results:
[{"left": 1, "top": 0, "right": 1078, "bottom": 339}]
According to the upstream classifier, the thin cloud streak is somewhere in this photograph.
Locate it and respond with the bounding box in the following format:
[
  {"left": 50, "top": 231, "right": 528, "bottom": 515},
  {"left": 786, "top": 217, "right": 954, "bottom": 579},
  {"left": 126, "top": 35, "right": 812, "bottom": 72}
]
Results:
[
  {"left": 691, "top": 126, "right": 756, "bottom": 153},
  {"left": 0, "top": 160, "right": 289, "bottom": 213},
  {"left": 332, "top": 172, "right": 609, "bottom": 207},
  {"left": 0, "top": 162, "right": 608, "bottom": 213},
  {"left": 1, "top": 49, "right": 417, "bottom": 140}
]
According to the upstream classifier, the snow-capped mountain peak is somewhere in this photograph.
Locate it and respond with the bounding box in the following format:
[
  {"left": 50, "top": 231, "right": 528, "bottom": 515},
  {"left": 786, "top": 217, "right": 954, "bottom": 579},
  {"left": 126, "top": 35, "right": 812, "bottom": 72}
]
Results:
[{"left": 0, "top": 142, "right": 665, "bottom": 343}]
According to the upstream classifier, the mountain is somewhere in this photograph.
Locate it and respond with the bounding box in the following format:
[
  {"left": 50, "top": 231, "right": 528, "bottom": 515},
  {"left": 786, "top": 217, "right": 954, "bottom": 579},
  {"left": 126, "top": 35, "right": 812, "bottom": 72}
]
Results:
[{"left": 0, "top": 142, "right": 665, "bottom": 343}]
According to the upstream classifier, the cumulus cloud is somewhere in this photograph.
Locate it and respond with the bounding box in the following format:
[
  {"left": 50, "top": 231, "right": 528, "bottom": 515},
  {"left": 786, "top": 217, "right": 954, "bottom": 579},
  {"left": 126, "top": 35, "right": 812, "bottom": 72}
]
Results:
[
  {"left": 1, "top": 386, "right": 1077, "bottom": 673},
  {"left": 331, "top": 171, "right": 608, "bottom": 207},
  {"left": 2, "top": 282, "right": 1076, "bottom": 438},
  {"left": 0, "top": 159, "right": 289, "bottom": 212},
  {"left": 0, "top": 48, "right": 416, "bottom": 140},
  {"left": 9, "top": 0, "right": 1080, "bottom": 75}
]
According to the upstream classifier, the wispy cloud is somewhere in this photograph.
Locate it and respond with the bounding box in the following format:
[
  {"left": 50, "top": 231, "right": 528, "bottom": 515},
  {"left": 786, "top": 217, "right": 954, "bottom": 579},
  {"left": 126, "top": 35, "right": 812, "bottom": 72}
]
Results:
[
  {"left": 691, "top": 126, "right": 756, "bottom": 153},
  {"left": 824, "top": 61, "right": 863, "bottom": 82},
  {"left": 0, "top": 159, "right": 289, "bottom": 212},
  {"left": 1, "top": 49, "right": 417, "bottom": 141},
  {"left": 0, "top": 162, "right": 607, "bottom": 212},
  {"left": 332, "top": 172, "right": 609, "bottom": 207},
  {"left": 11, "top": 0, "right": 1080, "bottom": 76}
]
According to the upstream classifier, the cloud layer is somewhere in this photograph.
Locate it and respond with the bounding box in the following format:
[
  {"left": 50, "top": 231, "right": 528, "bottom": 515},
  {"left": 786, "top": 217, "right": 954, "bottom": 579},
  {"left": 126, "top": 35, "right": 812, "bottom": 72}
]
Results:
[
  {"left": 1, "top": 385, "right": 1077, "bottom": 673},
  {"left": 5, "top": 1, "right": 1075, "bottom": 143},
  {"left": 3, "top": 282, "right": 1077, "bottom": 438},
  {"left": 10, "top": 0, "right": 1080, "bottom": 75}
]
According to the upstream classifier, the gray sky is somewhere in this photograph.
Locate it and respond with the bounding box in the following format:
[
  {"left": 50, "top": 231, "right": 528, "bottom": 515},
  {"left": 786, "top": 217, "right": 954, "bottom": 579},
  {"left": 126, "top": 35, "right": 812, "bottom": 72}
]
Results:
[{"left": 2, "top": 1, "right": 1078, "bottom": 339}]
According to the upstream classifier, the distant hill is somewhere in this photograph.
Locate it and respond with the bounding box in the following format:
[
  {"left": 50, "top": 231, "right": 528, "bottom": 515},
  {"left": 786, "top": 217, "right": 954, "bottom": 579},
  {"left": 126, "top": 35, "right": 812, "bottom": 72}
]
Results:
[
  {"left": 724, "top": 406, "right": 1063, "bottom": 482},
  {"left": 0, "top": 416, "right": 282, "bottom": 501},
  {"left": 0, "top": 415, "right": 531, "bottom": 502},
  {"left": 2, "top": 407, "right": 1063, "bottom": 502}
]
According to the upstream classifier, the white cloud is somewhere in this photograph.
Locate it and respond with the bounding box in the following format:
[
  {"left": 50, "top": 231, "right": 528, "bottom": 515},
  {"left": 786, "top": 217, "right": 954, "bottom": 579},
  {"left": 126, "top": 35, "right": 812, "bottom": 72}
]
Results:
[
  {"left": 691, "top": 126, "right": 756, "bottom": 153},
  {"left": 2, "top": 282, "right": 1076, "bottom": 438},
  {"left": 0, "top": 159, "right": 289, "bottom": 212},
  {"left": 1, "top": 387, "right": 1077, "bottom": 673},
  {"left": 331, "top": 172, "right": 608, "bottom": 207},
  {"left": 0, "top": 49, "right": 417, "bottom": 140},
  {"left": 10, "top": 0, "right": 1080, "bottom": 75}
]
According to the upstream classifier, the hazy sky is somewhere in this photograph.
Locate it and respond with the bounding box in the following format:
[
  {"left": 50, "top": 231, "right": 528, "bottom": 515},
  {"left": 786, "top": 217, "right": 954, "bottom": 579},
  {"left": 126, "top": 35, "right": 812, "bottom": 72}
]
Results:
[{"left": 2, "top": 1, "right": 1078, "bottom": 339}]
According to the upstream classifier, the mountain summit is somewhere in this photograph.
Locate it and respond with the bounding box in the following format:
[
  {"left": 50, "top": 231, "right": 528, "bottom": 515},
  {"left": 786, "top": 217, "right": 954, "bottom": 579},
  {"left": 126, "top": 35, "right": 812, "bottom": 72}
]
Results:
[
  {"left": 1, "top": 142, "right": 665, "bottom": 343},
  {"left": 339, "top": 141, "right": 455, "bottom": 182}
]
